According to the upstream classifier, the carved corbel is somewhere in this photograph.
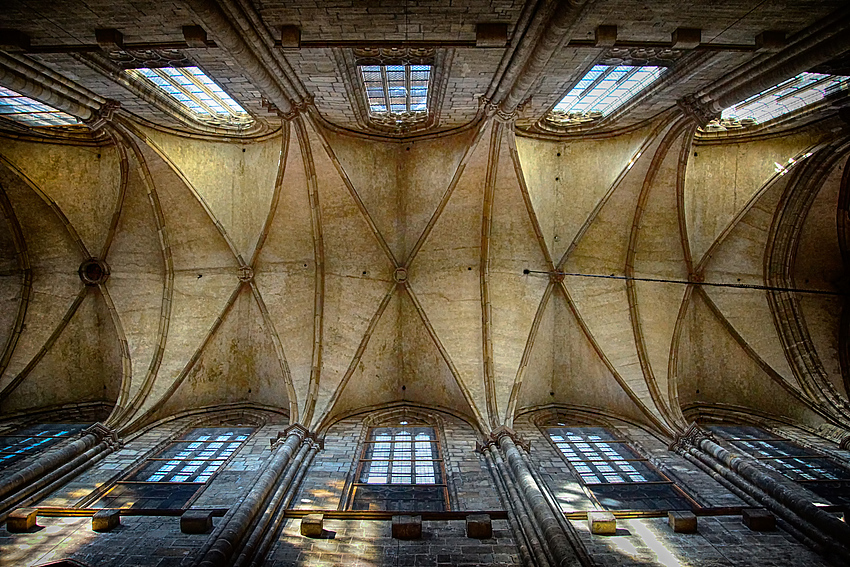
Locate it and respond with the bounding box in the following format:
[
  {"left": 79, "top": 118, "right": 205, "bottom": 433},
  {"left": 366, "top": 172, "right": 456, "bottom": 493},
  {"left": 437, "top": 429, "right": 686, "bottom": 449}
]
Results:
[
  {"left": 84, "top": 98, "right": 120, "bottom": 131},
  {"left": 677, "top": 94, "right": 719, "bottom": 128}
]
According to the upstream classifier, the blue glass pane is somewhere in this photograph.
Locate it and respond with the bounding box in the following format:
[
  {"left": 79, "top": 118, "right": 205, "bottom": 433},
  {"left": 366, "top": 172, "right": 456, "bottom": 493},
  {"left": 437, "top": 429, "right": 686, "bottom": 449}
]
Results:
[
  {"left": 721, "top": 72, "right": 850, "bottom": 124},
  {"left": 0, "top": 87, "right": 80, "bottom": 127},
  {"left": 551, "top": 65, "right": 663, "bottom": 124},
  {"left": 127, "top": 67, "right": 251, "bottom": 125},
  {"left": 359, "top": 64, "right": 430, "bottom": 117}
]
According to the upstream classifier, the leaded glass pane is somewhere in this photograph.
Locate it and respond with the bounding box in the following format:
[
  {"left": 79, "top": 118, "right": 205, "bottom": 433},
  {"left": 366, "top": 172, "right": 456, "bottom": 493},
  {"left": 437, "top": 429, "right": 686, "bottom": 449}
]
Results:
[
  {"left": 549, "top": 65, "right": 663, "bottom": 126},
  {"left": 548, "top": 427, "right": 690, "bottom": 511},
  {"left": 721, "top": 72, "right": 850, "bottom": 125},
  {"left": 0, "top": 424, "right": 86, "bottom": 471},
  {"left": 95, "top": 426, "right": 253, "bottom": 510},
  {"left": 352, "top": 426, "right": 446, "bottom": 511},
  {"left": 358, "top": 64, "right": 431, "bottom": 117},
  {"left": 126, "top": 67, "right": 253, "bottom": 126},
  {"left": 0, "top": 86, "right": 80, "bottom": 127}
]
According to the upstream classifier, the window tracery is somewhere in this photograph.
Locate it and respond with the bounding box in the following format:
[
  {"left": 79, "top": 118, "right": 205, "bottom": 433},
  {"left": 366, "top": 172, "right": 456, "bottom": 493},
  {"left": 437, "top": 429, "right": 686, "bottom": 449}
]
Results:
[
  {"left": 350, "top": 424, "right": 448, "bottom": 511},
  {"left": 548, "top": 426, "right": 693, "bottom": 510},
  {"left": 0, "top": 87, "right": 80, "bottom": 127},
  {"left": 94, "top": 426, "right": 254, "bottom": 510},
  {"left": 126, "top": 66, "right": 253, "bottom": 127},
  {"left": 0, "top": 424, "right": 86, "bottom": 471},
  {"left": 546, "top": 65, "right": 664, "bottom": 128},
  {"left": 706, "top": 72, "right": 850, "bottom": 131}
]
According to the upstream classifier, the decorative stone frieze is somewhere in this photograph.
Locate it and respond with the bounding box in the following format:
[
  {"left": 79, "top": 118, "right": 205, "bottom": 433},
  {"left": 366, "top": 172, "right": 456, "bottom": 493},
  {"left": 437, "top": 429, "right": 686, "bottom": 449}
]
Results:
[
  {"left": 599, "top": 47, "right": 684, "bottom": 67},
  {"left": 352, "top": 48, "right": 435, "bottom": 66}
]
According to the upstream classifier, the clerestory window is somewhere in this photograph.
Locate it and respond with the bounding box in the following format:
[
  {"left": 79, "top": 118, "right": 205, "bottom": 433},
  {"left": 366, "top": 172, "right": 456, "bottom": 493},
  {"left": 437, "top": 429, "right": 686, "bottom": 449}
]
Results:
[
  {"left": 359, "top": 64, "right": 430, "bottom": 121},
  {"left": 708, "top": 425, "right": 850, "bottom": 509},
  {"left": 349, "top": 425, "right": 447, "bottom": 511},
  {"left": 126, "top": 66, "right": 252, "bottom": 127},
  {"left": 548, "top": 426, "right": 694, "bottom": 511},
  {"left": 547, "top": 65, "right": 664, "bottom": 127},
  {"left": 716, "top": 72, "right": 850, "bottom": 129},
  {"left": 0, "top": 424, "right": 86, "bottom": 472},
  {"left": 0, "top": 87, "right": 81, "bottom": 127},
  {"left": 94, "top": 426, "right": 253, "bottom": 510}
]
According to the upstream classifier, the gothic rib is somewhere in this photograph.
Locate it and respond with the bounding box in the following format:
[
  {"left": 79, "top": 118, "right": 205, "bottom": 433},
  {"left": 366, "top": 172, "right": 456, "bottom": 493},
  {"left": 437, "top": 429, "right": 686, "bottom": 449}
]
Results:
[
  {"left": 765, "top": 137, "right": 850, "bottom": 422},
  {"left": 122, "top": 123, "right": 247, "bottom": 266},
  {"left": 403, "top": 117, "right": 490, "bottom": 267},
  {"left": 481, "top": 120, "right": 502, "bottom": 428},
  {"left": 0, "top": 287, "right": 87, "bottom": 405},
  {"left": 693, "top": 143, "right": 826, "bottom": 274},
  {"left": 667, "top": 283, "right": 694, "bottom": 425},
  {"left": 97, "top": 280, "right": 132, "bottom": 414},
  {"left": 556, "top": 279, "right": 673, "bottom": 435},
  {"left": 505, "top": 280, "right": 554, "bottom": 426},
  {"left": 294, "top": 115, "right": 326, "bottom": 427},
  {"left": 509, "top": 128, "right": 555, "bottom": 269},
  {"left": 129, "top": 281, "right": 245, "bottom": 430},
  {"left": 108, "top": 121, "right": 174, "bottom": 430},
  {"left": 403, "top": 284, "right": 487, "bottom": 431},
  {"left": 676, "top": 123, "right": 697, "bottom": 274},
  {"left": 625, "top": 118, "right": 691, "bottom": 429},
  {"left": 249, "top": 120, "right": 289, "bottom": 268},
  {"left": 249, "top": 280, "right": 299, "bottom": 424},
  {"left": 307, "top": 114, "right": 399, "bottom": 267},
  {"left": 97, "top": 125, "right": 129, "bottom": 261},
  {"left": 838, "top": 155, "right": 850, "bottom": 397},
  {"left": 555, "top": 116, "right": 672, "bottom": 270},
  {"left": 0, "top": 177, "right": 31, "bottom": 385},
  {"left": 696, "top": 286, "right": 833, "bottom": 421},
  {"left": 315, "top": 282, "right": 397, "bottom": 431}
]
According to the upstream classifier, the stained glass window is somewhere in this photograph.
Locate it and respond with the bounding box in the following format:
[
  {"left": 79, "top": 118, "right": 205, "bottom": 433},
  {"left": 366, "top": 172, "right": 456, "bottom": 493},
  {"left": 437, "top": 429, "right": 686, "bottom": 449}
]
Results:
[
  {"left": 720, "top": 72, "right": 850, "bottom": 126},
  {"left": 709, "top": 425, "right": 850, "bottom": 509},
  {"left": 126, "top": 66, "right": 252, "bottom": 126},
  {"left": 95, "top": 427, "right": 253, "bottom": 510},
  {"left": 548, "top": 427, "right": 693, "bottom": 511},
  {"left": 350, "top": 426, "right": 447, "bottom": 511},
  {"left": 0, "top": 424, "right": 86, "bottom": 471},
  {"left": 0, "top": 87, "right": 80, "bottom": 127},
  {"left": 359, "top": 65, "right": 430, "bottom": 118},
  {"left": 548, "top": 65, "right": 664, "bottom": 126}
]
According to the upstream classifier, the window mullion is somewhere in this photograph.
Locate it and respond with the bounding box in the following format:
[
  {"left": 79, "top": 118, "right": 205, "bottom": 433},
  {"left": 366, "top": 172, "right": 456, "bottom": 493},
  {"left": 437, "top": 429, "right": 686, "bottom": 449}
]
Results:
[
  {"left": 405, "top": 66, "right": 412, "bottom": 113},
  {"left": 175, "top": 68, "right": 239, "bottom": 118},
  {"left": 154, "top": 69, "right": 220, "bottom": 116},
  {"left": 380, "top": 67, "right": 391, "bottom": 115}
]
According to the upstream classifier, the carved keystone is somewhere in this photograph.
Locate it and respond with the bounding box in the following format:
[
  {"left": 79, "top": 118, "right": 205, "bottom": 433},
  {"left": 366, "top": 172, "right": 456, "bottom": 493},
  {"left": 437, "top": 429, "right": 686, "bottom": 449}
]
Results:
[
  {"left": 393, "top": 267, "right": 408, "bottom": 284},
  {"left": 466, "top": 514, "right": 492, "bottom": 539},
  {"left": 392, "top": 515, "right": 422, "bottom": 539},
  {"left": 742, "top": 508, "right": 775, "bottom": 531},
  {"left": 668, "top": 511, "right": 697, "bottom": 533},
  {"left": 92, "top": 509, "right": 121, "bottom": 532},
  {"left": 7, "top": 508, "right": 38, "bottom": 532},
  {"left": 588, "top": 511, "right": 616, "bottom": 535},
  {"left": 300, "top": 513, "right": 324, "bottom": 537},
  {"left": 180, "top": 510, "right": 213, "bottom": 534},
  {"left": 79, "top": 258, "right": 110, "bottom": 286}
]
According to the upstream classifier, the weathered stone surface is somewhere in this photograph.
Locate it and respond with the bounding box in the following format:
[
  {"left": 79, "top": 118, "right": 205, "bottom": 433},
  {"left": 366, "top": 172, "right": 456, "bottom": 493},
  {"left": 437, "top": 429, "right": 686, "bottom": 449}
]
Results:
[
  {"left": 466, "top": 513, "right": 493, "bottom": 539},
  {"left": 300, "top": 513, "right": 324, "bottom": 537},
  {"left": 92, "top": 509, "right": 121, "bottom": 532},
  {"left": 180, "top": 510, "right": 213, "bottom": 534},
  {"left": 667, "top": 511, "right": 697, "bottom": 533},
  {"left": 742, "top": 508, "right": 776, "bottom": 531},
  {"left": 392, "top": 515, "right": 422, "bottom": 540},
  {"left": 6, "top": 508, "right": 38, "bottom": 532},
  {"left": 588, "top": 511, "right": 616, "bottom": 535}
]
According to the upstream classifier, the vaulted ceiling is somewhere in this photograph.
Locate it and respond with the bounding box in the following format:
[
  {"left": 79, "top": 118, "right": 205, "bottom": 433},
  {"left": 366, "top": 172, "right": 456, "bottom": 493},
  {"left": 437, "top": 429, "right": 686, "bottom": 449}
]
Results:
[{"left": 0, "top": 0, "right": 849, "bottom": 438}]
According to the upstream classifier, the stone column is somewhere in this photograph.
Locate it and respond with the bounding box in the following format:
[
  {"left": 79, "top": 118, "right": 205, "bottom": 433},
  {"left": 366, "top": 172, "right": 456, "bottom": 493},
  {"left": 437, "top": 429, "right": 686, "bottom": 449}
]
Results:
[
  {"left": 671, "top": 424, "right": 850, "bottom": 559},
  {"left": 0, "top": 423, "right": 120, "bottom": 518},
  {"left": 194, "top": 424, "right": 309, "bottom": 567},
  {"left": 492, "top": 427, "right": 585, "bottom": 567}
]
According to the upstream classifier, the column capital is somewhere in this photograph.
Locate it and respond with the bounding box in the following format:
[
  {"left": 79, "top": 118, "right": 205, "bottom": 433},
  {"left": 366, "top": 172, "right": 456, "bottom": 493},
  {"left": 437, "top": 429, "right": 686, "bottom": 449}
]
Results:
[{"left": 669, "top": 422, "right": 717, "bottom": 452}]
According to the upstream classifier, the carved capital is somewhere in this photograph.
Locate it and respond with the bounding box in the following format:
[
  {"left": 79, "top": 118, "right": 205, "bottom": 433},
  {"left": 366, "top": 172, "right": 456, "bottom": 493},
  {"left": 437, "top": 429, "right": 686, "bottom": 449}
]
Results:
[
  {"left": 669, "top": 422, "right": 717, "bottom": 453},
  {"left": 83, "top": 422, "right": 120, "bottom": 449},
  {"left": 490, "top": 425, "right": 531, "bottom": 452},
  {"left": 677, "top": 94, "right": 719, "bottom": 127},
  {"left": 84, "top": 99, "right": 121, "bottom": 131}
]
